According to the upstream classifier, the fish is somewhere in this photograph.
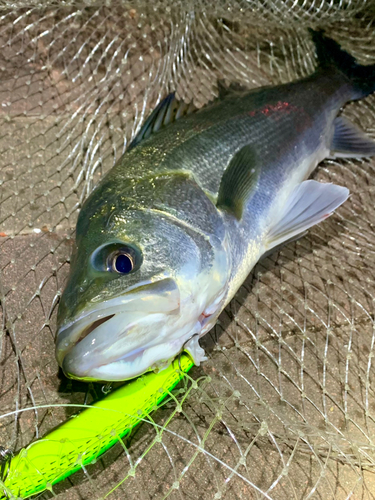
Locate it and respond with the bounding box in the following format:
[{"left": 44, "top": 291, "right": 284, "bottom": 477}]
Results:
[{"left": 55, "top": 30, "right": 375, "bottom": 381}]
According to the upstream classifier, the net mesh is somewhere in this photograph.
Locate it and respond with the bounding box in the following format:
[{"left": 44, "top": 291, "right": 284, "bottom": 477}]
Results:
[{"left": 1, "top": 1, "right": 375, "bottom": 498}]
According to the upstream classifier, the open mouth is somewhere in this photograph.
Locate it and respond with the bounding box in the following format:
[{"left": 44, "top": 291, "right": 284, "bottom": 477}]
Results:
[
  {"left": 76, "top": 314, "right": 115, "bottom": 345},
  {"left": 58, "top": 310, "right": 178, "bottom": 382},
  {"left": 55, "top": 277, "right": 182, "bottom": 380}
]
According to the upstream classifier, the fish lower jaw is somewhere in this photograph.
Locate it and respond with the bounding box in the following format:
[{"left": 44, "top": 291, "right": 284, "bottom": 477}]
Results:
[
  {"left": 59, "top": 296, "right": 220, "bottom": 382},
  {"left": 61, "top": 319, "right": 204, "bottom": 382},
  {"left": 74, "top": 338, "right": 196, "bottom": 382}
]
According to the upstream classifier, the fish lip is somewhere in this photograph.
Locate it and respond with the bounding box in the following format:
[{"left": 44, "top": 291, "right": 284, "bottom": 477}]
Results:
[
  {"left": 55, "top": 277, "right": 180, "bottom": 370},
  {"left": 57, "top": 277, "right": 169, "bottom": 334},
  {"left": 75, "top": 314, "right": 115, "bottom": 345},
  {"left": 61, "top": 341, "right": 148, "bottom": 381},
  {"left": 56, "top": 309, "right": 126, "bottom": 367},
  {"left": 57, "top": 276, "right": 179, "bottom": 334},
  {"left": 61, "top": 327, "right": 197, "bottom": 382}
]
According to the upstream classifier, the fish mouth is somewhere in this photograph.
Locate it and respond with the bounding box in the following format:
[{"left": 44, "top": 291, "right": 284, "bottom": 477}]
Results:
[
  {"left": 56, "top": 277, "right": 181, "bottom": 381},
  {"left": 76, "top": 314, "right": 116, "bottom": 345}
]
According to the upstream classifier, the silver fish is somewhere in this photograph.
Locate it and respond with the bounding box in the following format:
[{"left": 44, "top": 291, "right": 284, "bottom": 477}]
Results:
[{"left": 56, "top": 30, "right": 375, "bottom": 381}]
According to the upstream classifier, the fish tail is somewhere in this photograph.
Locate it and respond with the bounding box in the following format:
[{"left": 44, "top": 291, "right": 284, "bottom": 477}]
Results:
[{"left": 309, "top": 28, "right": 375, "bottom": 100}]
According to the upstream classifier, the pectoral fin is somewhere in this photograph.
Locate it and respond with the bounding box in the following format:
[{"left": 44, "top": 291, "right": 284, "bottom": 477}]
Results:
[
  {"left": 331, "top": 116, "right": 375, "bottom": 158},
  {"left": 216, "top": 145, "right": 259, "bottom": 219},
  {"left": 265, "top": 180, "right": 349, "bottom": 252}
]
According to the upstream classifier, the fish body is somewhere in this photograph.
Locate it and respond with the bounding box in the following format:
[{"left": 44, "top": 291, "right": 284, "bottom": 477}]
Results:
[{"left": 56, "top": 31, "right": 375, "bottom": 381}]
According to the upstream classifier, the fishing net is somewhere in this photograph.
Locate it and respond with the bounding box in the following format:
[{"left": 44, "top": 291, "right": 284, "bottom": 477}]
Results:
[{"left": 1, "top": 0, "right": 375, "bottom": 498}]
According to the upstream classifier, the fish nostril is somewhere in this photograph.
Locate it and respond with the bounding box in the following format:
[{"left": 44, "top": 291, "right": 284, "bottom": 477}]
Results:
[{"left": 76, "top": 314, "right": 115, "bottom": 345}]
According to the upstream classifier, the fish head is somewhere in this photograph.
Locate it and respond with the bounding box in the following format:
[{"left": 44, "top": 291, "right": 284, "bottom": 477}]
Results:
[{"left": 56, "top": 180, "right": 229, "bottom": 381}]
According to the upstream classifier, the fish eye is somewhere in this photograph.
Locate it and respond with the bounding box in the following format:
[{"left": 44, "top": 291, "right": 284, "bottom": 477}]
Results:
[
  {"left": 108, "top": 249, "right": 135, "bottom": 274},
  {"left": 91, "top": 242, "right": 142, "bottom": 274}
]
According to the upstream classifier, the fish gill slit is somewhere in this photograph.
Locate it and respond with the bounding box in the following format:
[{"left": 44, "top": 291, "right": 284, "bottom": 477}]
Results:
[{"left": 136, "top": 206, "right": 213, "bottom": 242}]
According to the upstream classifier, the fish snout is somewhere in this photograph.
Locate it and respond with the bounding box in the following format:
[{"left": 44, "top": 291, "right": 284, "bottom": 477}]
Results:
[
  {"left": 56, "top": 277, "right": 181, "bottom": 381},
  {"left": 58, "top": 311, "right": 181, "bottom": 381}
]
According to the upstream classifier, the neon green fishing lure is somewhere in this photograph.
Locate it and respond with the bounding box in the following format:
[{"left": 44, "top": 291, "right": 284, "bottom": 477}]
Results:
[{"left": 0, "top": 354, "right": 193, "bottom": 499}]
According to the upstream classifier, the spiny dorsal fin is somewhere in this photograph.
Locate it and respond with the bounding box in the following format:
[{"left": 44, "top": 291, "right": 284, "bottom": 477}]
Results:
[
  {"left": 127, "top": 93, "right": 197, "bottom": 151},
  {"left": 216, "top": 145, "right": 259, "bottom": 220}
]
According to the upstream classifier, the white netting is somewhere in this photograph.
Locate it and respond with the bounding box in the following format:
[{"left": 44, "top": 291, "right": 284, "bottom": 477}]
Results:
[{"left": 1, "top": 1, "right": 375, "bottom": 498}]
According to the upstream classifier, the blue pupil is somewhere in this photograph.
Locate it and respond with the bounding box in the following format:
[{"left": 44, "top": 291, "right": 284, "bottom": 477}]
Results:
[{"left": 114, "top": 253, "right": 133, "bottom": 274}]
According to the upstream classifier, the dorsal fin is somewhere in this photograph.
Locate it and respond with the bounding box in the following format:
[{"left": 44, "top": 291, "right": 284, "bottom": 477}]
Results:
[{"left": 127, "top": 93, "right": 197, "bottom": 151}]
